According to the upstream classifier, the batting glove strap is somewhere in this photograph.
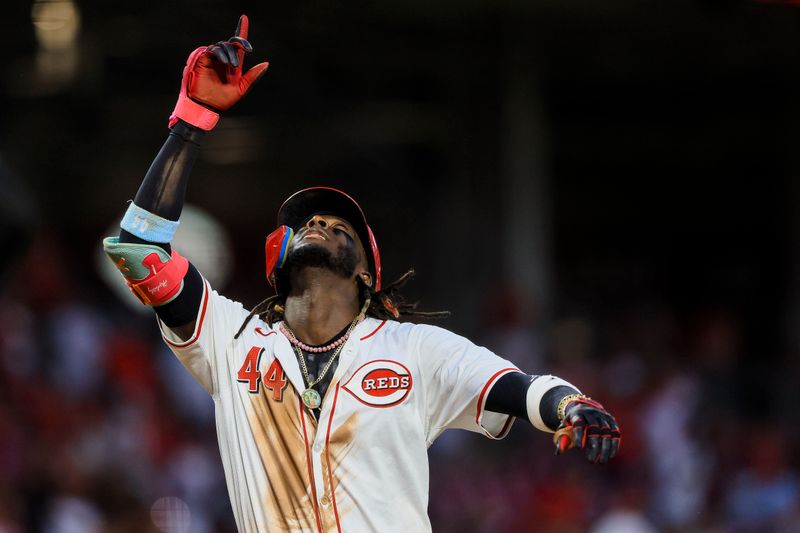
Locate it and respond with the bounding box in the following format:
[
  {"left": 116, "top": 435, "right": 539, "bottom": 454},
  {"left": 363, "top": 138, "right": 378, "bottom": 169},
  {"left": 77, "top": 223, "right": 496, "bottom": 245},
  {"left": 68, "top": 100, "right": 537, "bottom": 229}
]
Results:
[{"left": 557, "top": 394, "right": 603, "bottom": 422}]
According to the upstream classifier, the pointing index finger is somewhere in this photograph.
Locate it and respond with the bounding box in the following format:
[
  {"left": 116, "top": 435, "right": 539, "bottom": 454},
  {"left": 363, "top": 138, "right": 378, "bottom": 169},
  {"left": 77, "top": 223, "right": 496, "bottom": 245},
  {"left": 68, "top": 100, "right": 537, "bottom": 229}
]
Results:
[{"left": 235, "top": 14, "right": 249, "bottom": 41}]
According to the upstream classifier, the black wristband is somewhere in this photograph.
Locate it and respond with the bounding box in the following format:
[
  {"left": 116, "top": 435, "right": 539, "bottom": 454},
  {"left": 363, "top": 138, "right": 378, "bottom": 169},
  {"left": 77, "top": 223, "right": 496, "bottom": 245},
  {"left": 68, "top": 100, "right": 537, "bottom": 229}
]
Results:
[{"left": 540, "top": 385, "right": 580, "bottom": 431}]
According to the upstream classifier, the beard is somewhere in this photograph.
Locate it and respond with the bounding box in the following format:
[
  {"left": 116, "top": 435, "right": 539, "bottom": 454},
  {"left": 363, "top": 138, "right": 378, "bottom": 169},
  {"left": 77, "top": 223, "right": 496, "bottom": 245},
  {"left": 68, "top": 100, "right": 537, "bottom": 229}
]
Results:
[{"left": 283, "top": 241, "right": 359, "bottom": 280}]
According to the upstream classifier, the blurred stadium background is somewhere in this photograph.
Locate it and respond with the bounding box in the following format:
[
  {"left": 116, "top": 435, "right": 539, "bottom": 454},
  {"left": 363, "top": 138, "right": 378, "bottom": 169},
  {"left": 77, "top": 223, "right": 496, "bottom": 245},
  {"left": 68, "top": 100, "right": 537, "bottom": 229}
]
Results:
[{"left": 2, "top": 0, "right": 800, "bottom": 531}]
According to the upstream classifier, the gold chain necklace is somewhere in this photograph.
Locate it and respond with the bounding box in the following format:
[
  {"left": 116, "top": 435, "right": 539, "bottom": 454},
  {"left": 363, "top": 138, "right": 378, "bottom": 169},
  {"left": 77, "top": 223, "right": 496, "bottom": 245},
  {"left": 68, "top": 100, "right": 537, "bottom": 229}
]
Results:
[{"left": 286, "top": 297, "right": 370, "bottom": 409}]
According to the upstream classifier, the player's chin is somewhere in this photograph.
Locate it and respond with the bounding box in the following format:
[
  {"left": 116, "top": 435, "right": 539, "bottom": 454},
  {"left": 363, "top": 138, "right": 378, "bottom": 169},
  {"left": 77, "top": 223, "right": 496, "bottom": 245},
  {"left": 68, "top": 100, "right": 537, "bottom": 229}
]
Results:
[
  {"left": 285, "top": 241, "right": 335, "bottom": 270},
  {"left": 285, "top": 239, "right": 358, "bottom": 279},
  {"left": 290, "top": 239, "right": 330, "bottom": 255}
]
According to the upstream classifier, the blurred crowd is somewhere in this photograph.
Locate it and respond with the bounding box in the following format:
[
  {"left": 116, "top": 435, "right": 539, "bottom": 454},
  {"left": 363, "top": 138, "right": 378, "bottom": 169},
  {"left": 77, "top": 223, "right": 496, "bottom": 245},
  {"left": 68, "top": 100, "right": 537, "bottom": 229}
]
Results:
[{"left": 1, "top": 237, "right": 799, "bottom": 533}]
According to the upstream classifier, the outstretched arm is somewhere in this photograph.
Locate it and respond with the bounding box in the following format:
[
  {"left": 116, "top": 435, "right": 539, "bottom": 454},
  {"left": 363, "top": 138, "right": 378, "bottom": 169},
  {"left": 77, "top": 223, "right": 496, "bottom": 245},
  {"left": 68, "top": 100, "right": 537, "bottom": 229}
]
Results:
[
  {"left": 105, "top": 15, "right": 268, "bottom": 340},
  {"left": 486, "top": 372, "right": 621, "bottom": 463}
]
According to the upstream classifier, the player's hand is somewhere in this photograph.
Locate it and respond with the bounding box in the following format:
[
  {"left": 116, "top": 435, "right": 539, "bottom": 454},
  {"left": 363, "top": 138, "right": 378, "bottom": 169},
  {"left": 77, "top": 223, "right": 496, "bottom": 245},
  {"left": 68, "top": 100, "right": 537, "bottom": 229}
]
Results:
[
  {"left": 168, "top": 15, "right": 269, "bottom": 131},
  {"left": 553, "top": 396, "right": 620, "bottom": 464}
]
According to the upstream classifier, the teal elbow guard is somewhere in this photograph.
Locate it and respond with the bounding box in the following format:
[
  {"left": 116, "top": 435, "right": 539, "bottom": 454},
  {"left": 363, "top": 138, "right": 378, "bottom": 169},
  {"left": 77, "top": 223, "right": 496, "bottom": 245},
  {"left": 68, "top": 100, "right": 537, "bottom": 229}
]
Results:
[{"left": 103, "top": 237, "right": 189, "bottom": 306}]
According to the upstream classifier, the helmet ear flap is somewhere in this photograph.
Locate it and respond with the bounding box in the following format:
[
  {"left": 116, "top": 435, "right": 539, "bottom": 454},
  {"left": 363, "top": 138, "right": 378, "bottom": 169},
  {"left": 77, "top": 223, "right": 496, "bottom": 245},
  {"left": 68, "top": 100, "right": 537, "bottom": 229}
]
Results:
[{"left": 265, "top": 225, "right": 294, "bottom": 287}]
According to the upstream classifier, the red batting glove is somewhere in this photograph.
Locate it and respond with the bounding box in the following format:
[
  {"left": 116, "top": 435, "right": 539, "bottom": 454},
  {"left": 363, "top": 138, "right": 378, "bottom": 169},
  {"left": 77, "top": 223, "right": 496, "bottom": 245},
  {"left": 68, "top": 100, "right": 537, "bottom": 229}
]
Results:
[{"left": 169, "top": 15, "right": 269, "bottom": 131}]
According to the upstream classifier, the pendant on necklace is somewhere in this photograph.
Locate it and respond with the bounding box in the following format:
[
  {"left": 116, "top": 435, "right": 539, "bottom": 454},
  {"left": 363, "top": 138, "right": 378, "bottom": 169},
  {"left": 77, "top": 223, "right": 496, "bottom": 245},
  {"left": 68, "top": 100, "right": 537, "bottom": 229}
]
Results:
[{"left": 302, "top": 388, "right": 322, "bottom": 409}]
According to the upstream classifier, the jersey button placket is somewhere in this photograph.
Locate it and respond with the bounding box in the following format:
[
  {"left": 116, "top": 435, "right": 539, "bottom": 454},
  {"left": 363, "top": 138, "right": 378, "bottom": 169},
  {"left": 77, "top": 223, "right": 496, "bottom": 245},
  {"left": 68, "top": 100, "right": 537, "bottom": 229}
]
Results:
[{"left": 311, "top": 438, "right": 326, "bottom": 511}]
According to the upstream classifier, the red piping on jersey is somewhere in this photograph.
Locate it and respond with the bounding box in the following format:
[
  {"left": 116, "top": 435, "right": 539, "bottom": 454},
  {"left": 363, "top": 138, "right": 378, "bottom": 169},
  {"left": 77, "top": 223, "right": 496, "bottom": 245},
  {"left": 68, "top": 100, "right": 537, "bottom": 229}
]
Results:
[
  {"left": 255, "top": 327, "right": 276, "bottom": 337},
  {"left": 299, "top": 398, "right": 323, "bottom": 533},
  {"left": 324, "top": 384, "right": 343, "bottom": 533},
  {"left": 475, "top": 367, "right": 519, "bottom": 429},
  {"left": 359, "top": 320, "right": 386, "bottom": 341},
  {"left": 163, "top": 279, "right": 210, "bottom": 348}
]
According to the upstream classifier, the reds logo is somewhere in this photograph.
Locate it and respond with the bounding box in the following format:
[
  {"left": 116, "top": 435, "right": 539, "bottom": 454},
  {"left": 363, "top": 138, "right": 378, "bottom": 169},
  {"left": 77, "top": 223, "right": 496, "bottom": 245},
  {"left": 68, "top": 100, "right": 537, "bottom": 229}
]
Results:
[{"left": 342, "top": 360, "right": 413, "bottom": 408}]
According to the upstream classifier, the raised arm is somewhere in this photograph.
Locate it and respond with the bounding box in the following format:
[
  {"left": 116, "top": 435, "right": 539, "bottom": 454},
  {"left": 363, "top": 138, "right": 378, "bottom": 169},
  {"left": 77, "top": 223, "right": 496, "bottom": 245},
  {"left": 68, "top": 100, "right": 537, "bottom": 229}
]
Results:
[{"left": 103, "top": 15, "right": 268, "bottom": 340}]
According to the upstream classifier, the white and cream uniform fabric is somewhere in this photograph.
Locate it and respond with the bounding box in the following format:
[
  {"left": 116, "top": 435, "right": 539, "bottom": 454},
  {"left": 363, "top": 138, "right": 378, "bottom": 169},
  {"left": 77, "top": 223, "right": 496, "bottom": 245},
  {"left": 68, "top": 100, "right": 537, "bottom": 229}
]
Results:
[{"left": 160, "top": 278, "right": 520, "bottom": 533}]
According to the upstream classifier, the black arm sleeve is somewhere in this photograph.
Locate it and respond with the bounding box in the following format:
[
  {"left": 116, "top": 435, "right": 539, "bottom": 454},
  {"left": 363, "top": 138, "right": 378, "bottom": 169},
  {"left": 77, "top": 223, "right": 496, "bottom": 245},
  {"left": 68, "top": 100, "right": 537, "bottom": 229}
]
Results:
[
  {"left": 119, "top": 120, "right": 205, "bottom": 250},
  {"left": 118, "top": 120, "right": 206, "bottom": 327},
  {"left": 485, "top": 372, "right": 579, "bottom": 431},
  {"left": 129, "top": 120, "right": 204, "bottom": 221}
]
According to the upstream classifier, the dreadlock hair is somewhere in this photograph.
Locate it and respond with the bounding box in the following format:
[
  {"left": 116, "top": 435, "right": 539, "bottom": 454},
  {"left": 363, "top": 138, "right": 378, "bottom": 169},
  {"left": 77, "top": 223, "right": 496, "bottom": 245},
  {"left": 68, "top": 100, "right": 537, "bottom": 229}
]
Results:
[{"left": 233, "top": 268, "right": 449, "bottom": 340}]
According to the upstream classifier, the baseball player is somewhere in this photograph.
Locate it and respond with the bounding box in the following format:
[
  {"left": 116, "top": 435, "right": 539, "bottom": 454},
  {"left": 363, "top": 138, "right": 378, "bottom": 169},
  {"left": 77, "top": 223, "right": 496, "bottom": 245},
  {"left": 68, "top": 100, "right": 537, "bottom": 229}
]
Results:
[{"left": 103, "top": 16, "right": 620, "bottom": 532}]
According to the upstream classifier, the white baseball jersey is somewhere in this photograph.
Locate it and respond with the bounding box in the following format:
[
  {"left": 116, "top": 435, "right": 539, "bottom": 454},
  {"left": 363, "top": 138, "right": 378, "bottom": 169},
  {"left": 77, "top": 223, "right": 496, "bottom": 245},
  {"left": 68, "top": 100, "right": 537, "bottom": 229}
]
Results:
[{"left": 159, "top": 279, "right": 520, "bottom": 532}]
